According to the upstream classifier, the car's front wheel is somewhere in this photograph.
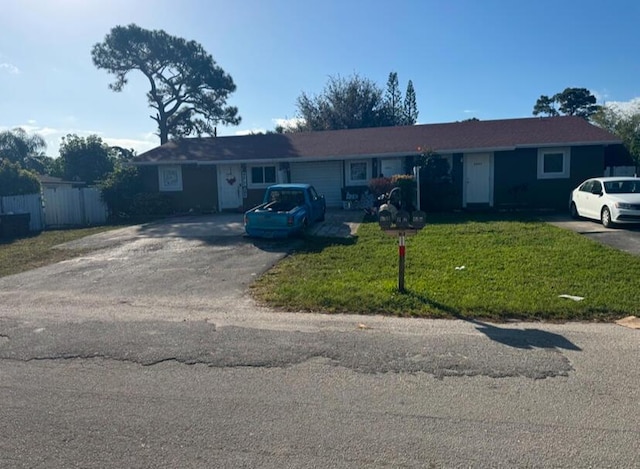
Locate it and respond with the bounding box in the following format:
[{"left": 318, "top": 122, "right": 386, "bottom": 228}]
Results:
[
  {"left": 601, "top": 206, "right": 614, "bottom": 228},
  {"left": 570, "top": 202, "right": 579, "bottom": 219}
]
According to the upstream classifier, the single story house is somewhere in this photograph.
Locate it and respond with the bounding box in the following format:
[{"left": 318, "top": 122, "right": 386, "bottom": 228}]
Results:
[{"left": 131, "top": 116, "right": 630, "bottom": 212}]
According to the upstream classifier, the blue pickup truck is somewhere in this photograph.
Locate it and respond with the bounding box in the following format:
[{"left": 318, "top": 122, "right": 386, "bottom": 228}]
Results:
[{"left": 244, "top": 184, "right": 326, "bottom": 238}]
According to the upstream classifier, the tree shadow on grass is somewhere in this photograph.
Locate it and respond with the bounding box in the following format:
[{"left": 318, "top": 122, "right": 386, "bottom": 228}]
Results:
[{"left": 405, "top": 290, "right": 582, "bottom": 351}]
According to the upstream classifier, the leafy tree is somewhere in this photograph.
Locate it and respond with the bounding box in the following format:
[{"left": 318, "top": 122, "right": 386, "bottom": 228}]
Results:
[
  {"left": 403, "top": 80, "right": 418, "bottom": 125},
  {"left": 295, "top": 74, "right": 387, "bottom": 131},
  {"left": 532, "top": 95, "right": 559, "bottom": 117},
  {"left": 384, "top": 72, "right": 404, "bottom": 126},
  {"left": 109, "top": 146, "right": 136, "bottom": 162},
  {"left": 99, "top": 164, "right": 143, "bottom": 218},
  {"left": 592, "top": 104, "right": 640, "bottom": 166},
  {"left": 0, "top": 160, "right": 41, "bottom": 196},
  {"left": 532, "top": 87, "right": 600, "bottom": 119},
  {"left": 0, "top": 128, "right": 47, "bottom": 171},
  {"left": 91, "top": 23, "right": 241, "bottom": 144},
  {"left": 58, "top": 134, "right": 114, "bottom": 185}
]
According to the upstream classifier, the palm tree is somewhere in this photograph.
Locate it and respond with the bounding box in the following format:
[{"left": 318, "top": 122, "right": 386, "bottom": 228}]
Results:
[{"left": 0, "top": 128, "right": 48, "bottom": 172}]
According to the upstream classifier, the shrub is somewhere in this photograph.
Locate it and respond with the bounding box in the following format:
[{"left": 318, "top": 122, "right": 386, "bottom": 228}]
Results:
[
  {"left": 368, "top": 177, "right": 394, "bottom": 197},
  {"left": 0, "top": 160, "right": 41, "bottom": 196},
  {"left": 130, "top": 193, "right": 173, "bottom": 217},
  {"left": 391, "top": 174, "right": 416, "bottom": 211},
  {"left": 99, "top": 165, "right": 143, "bottom": 218}
]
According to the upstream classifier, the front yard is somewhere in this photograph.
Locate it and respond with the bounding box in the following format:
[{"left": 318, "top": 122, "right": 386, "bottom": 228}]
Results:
[
  {"left": 252, "top": 213, "right": 640, "bottom": 321},
  {"left": 0, "top": 226, "right": 120, "bottom": 278}
]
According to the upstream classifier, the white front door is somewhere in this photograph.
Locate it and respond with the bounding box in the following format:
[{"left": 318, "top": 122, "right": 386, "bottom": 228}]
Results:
[
  {"left": 218, "top": 164, "right": 243, "bottom": 210},
  {"left": 464, "top": 153, "right": 493, "bottom": 206}
]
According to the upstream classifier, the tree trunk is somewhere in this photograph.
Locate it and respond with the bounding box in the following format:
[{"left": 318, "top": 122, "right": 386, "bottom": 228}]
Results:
[{"left": 159, "top": 120, "right": 169, "bottom": 145}]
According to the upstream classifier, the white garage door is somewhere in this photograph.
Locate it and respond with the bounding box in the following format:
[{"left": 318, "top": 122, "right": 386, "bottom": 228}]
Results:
[{"left": 290, "top": 160, "right": 343, "bottom": 207}]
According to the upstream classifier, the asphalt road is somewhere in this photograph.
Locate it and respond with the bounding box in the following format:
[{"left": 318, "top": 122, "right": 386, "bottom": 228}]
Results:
[{"left": 0, "top": 213, "right": 638, "bottom": 468}]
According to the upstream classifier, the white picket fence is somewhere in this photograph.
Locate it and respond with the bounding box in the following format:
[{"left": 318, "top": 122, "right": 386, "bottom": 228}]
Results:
[{"left": 0, "top": 188, "right": 108, "bottom": 231}]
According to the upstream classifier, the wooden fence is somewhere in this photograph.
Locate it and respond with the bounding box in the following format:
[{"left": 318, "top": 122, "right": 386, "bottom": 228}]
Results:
[{"left": 0, "top": 188, "right": 108, "bottom": 231}]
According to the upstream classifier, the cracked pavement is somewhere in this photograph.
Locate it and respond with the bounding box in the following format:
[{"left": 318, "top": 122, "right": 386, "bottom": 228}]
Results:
[{"left": 0, "top": 318, "right": 578, "bottom": 379}]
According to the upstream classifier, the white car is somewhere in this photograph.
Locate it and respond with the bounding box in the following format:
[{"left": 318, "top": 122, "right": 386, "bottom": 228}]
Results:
[{"left": 570, "top": 177, "right": 640, "bottom": 228}]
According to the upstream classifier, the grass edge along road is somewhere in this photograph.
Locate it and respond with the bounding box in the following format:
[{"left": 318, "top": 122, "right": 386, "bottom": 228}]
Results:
[
  {"left": 2, "top": 215, "right": 638, "bottom": 322},
  {"left": 252, "top": 213, "right": 640, "bottom": 322}
]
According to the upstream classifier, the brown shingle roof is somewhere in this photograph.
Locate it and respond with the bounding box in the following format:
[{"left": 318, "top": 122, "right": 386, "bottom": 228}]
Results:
[{"left": 133, "top": 116, "right": 621, "bottom": 164}]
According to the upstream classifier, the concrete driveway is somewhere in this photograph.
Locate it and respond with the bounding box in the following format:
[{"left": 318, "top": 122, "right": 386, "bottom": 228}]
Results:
[
  {"left": 0, "top": 213, "right": 285, "bottom": 323},
  {"left": 544, "top": 213, "right": 640, "bottom": 256}
]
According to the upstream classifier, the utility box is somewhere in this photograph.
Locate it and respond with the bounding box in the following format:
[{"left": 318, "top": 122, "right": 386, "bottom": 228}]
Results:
[{"left": 0, "top": 213, "right": 31, "bottom": 238}]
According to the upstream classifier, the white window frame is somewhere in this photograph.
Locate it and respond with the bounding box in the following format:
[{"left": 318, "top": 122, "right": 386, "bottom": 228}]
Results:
[
  {"left": 248, "top": 165, "right": 277, "bottom": 188},
  {"left": 537, "top": 147, "right": 570, "bottom": 179},
  {"left": 346, "top": 160, "right": 369, "bottom": 186},
  {"left": 158, "top": 165, "right": 183, "bottom": 192}
]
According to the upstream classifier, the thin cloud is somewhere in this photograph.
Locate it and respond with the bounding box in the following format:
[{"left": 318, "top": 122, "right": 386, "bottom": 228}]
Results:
[
  {"left": 103, "top": 136, "right": 157, "bottom": 154},
  {"left": 2, "top": 122, "right": 159, "bottom": 156},
  {"left": 273, "top": 117, "right": 304, "bottom": 130},
  {"left": 235, "top": 128, "right": 266, "bottom": 136},
  {"left": 603, "top": 97, "right": 640, "bottom": 115},
  {"left": 0, "top": 63, "right": 20, "bottom": 74}
]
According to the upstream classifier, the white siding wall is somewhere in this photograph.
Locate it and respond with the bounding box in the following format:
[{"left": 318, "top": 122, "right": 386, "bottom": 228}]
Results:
[{"left": 290, "top": 161, "right": 343, "bottom": 207}]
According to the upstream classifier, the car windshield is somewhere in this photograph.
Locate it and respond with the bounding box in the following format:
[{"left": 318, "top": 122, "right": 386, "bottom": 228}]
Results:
[{"left": 603, "top": 180, "right": 640, "bottom": 194}]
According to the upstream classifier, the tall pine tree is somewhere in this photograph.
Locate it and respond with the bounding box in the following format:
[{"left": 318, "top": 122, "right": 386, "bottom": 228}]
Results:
[
  {"left": 403, "top": 80, "right": 418, "bottom": 125},
  {"left": 384, "top": 72, "right": 404, "bottom": 126}
]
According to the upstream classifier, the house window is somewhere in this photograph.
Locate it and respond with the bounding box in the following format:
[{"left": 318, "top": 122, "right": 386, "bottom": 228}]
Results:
[
  {"left": 250, "top": 165, "right": 277, "bottom": 186},
  {"left": 347, "top": 160, "right": 369, "bottom": 185},
  {"left": 158, "top": 165, "right": 183, "bottom": 191},
  {"left": 537, "top": 148, "right": 570, "bottom": 179}
]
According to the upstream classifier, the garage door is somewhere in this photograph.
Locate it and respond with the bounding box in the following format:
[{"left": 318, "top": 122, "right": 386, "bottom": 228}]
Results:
[{"left": 290, "top": 161, "right": 343, "bottom": 208}]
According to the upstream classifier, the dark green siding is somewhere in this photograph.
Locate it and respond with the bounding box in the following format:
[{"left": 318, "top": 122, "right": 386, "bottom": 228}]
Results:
[
  {"left": 571, "top": 145, "right": 605, "bottom": 183},
  {"left": 138, "top": 166, "right": 159, "bottom": 192},
  {"left": 493, "top": 146, "right": 604, "bottom": 210},
  {"left": 493, "top": 148, "right": 537, "bottom": 208},
  {"left": 176, "top": 165, "right": 218, "bottom": 212},
  {"left": 141, "top": 165, "right": 217, "bottom": 213}
]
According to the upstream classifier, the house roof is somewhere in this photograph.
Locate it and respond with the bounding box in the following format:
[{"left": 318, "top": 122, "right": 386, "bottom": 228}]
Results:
[
  {"left": 132, "top": 116, "right": 622, "bottom": 165},
  {"left": 38, "top": 175, "right": 86, "bottom": 186}
]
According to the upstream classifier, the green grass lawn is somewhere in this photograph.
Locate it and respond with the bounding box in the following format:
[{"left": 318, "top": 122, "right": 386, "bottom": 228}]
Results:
[
  {"left": 252, "top": 213, "right": 640, "bottom": 321},
  {"left": 0, "top": 226, "right": 121, "bottom": 278}
]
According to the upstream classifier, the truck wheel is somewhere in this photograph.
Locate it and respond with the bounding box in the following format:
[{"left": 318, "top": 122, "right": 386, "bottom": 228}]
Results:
[{"left": 295, "top": 218, "right": 309, "bottom": 238}]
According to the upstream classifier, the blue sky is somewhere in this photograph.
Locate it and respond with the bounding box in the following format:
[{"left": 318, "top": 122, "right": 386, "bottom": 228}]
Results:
[{"left": 1, "top": 0, "right": 639, "bottom": 157}]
